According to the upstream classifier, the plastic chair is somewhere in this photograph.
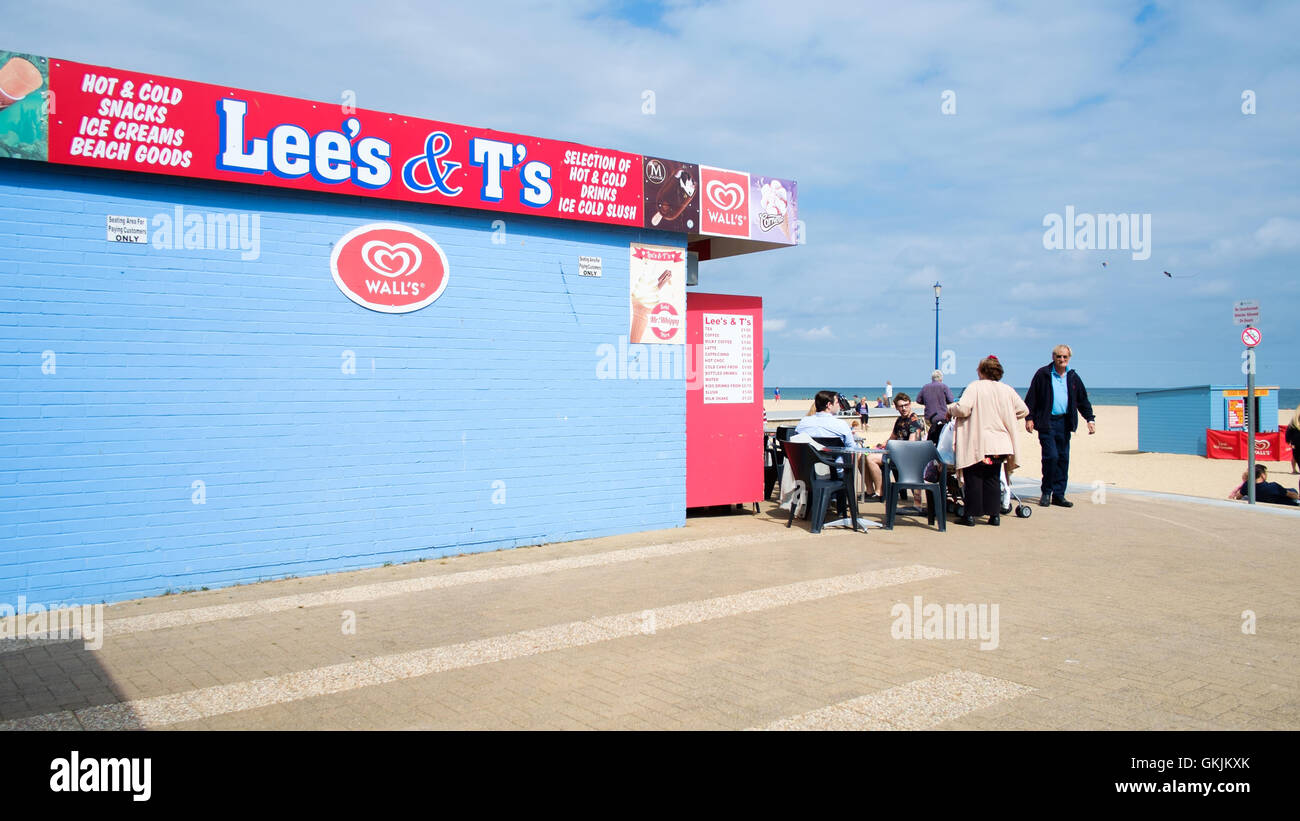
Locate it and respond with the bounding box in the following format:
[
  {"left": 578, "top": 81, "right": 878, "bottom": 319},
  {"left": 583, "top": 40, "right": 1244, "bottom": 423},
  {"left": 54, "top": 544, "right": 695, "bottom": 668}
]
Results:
[
  {"left": 763, "top": 433, "right": 785, "bottom": 500},
  {"left": 781, "top": 440, "right": 857, "bottom": 534},
  {"left": 881, "top": 440, "right": 946, "bottom": 531}
]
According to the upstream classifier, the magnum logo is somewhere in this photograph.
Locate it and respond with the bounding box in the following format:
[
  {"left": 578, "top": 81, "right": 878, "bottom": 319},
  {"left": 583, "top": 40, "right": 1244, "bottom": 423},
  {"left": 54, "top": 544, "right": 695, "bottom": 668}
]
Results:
[{"left": 642, "top": 156, "right": 699, "bottom": 232}]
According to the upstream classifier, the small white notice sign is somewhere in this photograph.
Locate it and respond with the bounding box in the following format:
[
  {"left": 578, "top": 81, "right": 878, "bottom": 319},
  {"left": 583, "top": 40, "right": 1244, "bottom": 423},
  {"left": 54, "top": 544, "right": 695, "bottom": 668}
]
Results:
[
  {"left": 1233, "top": 300, "right": 1259, "bottom": 326},
  {"left": 106, "top": 215, "right": 148, "bottom": 244},
  {"left": 579, "top": 255, "right": 602, "bottom": 277},
  {"left": 702, "top": 312, "right": 754, "bottom": 404}
]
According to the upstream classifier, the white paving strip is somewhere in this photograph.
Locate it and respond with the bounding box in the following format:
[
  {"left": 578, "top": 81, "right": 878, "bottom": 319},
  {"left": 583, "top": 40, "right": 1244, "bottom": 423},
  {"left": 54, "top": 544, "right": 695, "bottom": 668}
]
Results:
[
  {"left": 0, "top": 564, "right": 954, "bottom": 731},
  {"left": 756, "top": 670, "right": 1034, "bottom": 730},
  {"left": 0, "top": 533, "right": 798, "bottom": 652}
]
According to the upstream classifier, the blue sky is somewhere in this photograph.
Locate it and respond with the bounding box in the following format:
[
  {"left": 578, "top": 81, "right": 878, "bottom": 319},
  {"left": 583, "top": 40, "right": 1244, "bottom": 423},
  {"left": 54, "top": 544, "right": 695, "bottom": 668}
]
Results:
[{"left": 7, "top": 0, "right": 1298, "bottom": 387}]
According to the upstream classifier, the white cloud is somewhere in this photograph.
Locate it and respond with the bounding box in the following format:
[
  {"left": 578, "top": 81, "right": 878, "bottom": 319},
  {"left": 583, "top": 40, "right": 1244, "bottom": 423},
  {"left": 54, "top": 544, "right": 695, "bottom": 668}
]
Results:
[
  {"left": 1255, "top": 217, "right": 1300, "bottom": 251},
  {"left": 904, "top": 265, "right": 942, "bottom": 288},
  {"left": 1191, "top": 279, "right": 1232, "bottom": 296},
  {"left": 794, "top": 325, "right": 834, "bottom": 340},
  {"left": 959, "top": 320, "right": 1044, "bottom": 339},
  {"left": 763, "top": 318, "right": 788, "bottom": 332}
]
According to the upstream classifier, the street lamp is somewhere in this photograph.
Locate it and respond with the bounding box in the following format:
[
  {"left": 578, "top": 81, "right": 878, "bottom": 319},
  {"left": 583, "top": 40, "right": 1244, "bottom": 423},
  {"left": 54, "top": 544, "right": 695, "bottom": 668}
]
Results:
[{"left": 933, "top": 281, "right": 942, "bottom": 371}]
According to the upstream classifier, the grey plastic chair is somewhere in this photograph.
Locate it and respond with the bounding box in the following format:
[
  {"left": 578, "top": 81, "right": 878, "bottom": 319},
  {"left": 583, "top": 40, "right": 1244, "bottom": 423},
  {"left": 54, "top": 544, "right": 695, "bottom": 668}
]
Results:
[{"left": 882, "top": 440, "right": 946, "bottom": 531}]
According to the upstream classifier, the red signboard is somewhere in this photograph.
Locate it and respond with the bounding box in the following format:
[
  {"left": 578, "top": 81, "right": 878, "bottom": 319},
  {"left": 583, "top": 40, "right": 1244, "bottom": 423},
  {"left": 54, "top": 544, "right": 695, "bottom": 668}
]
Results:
[
  {"left": 1205, "top": 430, "right": 1294, "bottom": 461},
  {"left": 1206, "top": 429, "right": 1244, "bottom": 459},
  {"left": 0, "top": 49, "right": 797, "bottom": 243},
  {"left": 686, "top": 293, "right": 763, "bottom": 507},
  {"left": 698, "top": 166, "right": 751, "bottom": 238},
  {"left": 45, "top": 59, "right": 644, "bottom": 228}
]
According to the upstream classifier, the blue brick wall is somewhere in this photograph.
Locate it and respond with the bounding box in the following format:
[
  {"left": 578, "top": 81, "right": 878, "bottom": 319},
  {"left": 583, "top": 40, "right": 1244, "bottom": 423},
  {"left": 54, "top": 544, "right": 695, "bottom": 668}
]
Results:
[{"left": 0, "top": 159, "right": 686, "bottom": 604}]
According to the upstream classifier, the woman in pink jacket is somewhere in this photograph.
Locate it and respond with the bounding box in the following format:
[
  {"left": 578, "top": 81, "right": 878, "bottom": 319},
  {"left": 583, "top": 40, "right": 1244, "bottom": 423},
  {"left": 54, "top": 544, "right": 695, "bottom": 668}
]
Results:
[{"left": 946, "top": 355, "right": 1029, "bottom": 526}]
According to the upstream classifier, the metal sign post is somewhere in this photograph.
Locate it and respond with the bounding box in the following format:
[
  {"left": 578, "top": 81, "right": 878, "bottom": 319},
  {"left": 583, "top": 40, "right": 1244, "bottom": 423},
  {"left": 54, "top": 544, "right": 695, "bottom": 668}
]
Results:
[
  {"left": 1247, "top": 348, "right": 1256, "bottom": 505},
  {"left": 1241, "top": 325, "right": 1262, "bottom": 505}
]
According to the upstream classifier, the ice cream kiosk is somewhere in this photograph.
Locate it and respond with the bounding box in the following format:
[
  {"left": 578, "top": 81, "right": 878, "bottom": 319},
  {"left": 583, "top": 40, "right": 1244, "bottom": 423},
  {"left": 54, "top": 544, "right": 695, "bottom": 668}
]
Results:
[{"left": 0, "top": 45, "right": 799, "bottom": 604}]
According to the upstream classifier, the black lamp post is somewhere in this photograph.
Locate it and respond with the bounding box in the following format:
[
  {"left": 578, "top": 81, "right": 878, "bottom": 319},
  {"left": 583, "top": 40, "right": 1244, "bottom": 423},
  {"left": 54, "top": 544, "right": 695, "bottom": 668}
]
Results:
[{"left": 933, "top": 281, "right": 942, "bottom": 371}]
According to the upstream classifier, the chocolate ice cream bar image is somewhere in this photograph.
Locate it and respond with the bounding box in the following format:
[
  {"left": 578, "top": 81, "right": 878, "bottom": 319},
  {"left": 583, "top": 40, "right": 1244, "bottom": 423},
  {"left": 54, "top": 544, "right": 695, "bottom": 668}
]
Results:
[
  {"left": 0, "top": 57, "right": 42, "bottom": 111},
  {"left": 650, "top": 169, "right": 696, "bottom": 226}
]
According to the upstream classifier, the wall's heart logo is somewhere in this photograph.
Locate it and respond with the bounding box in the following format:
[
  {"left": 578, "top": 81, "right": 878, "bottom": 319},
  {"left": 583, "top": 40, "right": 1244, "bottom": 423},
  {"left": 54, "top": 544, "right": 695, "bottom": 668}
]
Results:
[
  {"left": 698, "top": 167, "right": 750, "bottom": 238},
  {"left": 361, "top": 241, "right": 422, "bottom": 278},
  {"left": 706, "top": 180, "right": 744, "bottom": 211},
  {"left": 331, "top": 223, "right": 449, "bottom": 313}
]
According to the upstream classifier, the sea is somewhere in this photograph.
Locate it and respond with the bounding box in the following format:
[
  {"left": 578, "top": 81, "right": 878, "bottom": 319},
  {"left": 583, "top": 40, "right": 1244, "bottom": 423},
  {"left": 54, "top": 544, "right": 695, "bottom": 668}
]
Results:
[{"left": 767, "top": 386, "right": 1300, "bottom": 409}]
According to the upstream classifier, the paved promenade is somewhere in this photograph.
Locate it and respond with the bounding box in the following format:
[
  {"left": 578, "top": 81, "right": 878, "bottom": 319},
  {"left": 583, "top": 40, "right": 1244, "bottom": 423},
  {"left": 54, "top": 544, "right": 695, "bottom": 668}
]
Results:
[{"left": 2, "top": 488, "right": 1296, "bottom": 730}]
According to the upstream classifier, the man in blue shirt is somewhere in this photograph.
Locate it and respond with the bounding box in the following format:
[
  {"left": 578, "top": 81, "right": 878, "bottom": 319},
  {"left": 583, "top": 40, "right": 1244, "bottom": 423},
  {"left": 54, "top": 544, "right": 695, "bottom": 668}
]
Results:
[
  {"left": 1024, "top": 344, "right": 1096, "bottom": 508},
  {"left": 795, "top": 390, "right": 855, "bottom": 448}
]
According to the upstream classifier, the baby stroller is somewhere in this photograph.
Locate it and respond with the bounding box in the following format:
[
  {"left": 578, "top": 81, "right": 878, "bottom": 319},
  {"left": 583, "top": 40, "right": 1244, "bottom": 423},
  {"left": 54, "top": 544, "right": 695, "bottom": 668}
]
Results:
[{"left": 928, "top": 420, "right": 1032, "bottom": 519}]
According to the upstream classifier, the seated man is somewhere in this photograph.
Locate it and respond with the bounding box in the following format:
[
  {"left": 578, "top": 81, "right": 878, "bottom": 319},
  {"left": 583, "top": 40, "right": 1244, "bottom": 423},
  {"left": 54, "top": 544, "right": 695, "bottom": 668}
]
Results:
[
  {"left": 885, "top": 393, "right": 926, "bottom": 443},
  {"left": 792, "top": 390, "right": 856, "bottom": 520},
  {"left": 794, "top": 390, "right": 855, "bottom": 447},
  {"left": 862, "top": 393, "right": 926, "bottom": 503},
  {"left": 1228, "top": 465, "right": 1299, "bottom": 505}
]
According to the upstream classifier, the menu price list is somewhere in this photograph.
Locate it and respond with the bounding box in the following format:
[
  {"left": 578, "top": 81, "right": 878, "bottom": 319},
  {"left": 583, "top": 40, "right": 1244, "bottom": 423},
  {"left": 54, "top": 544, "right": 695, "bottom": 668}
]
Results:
[{"left": 702, "top": 312, "right": 754, "bottom": 404}]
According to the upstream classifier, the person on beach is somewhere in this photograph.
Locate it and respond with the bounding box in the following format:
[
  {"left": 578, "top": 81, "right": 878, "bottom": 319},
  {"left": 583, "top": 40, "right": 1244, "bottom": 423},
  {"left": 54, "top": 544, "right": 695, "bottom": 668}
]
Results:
[
  {"left": 795, "top": 390, "right": 855, "bottom": 448},
  {"left": 856, "top": 396, "right": 870, "bottom": 424},
  {"left": 1286, "top": 407, "right": 1300, "bottom": 474},
  {"left": 774, "top": 387, "right": 780, "bottom": 401},
  {"left": 947, "top": 356, "right": 1029, "bottom": 526},
  {"left": 865, "top": 393, "right": 926, "bottom": 505},
  {"left": 884, "top": 393, "right": 925, "bottom": 444},
  {"left": 885, "top": 381, "right": 893, "bottom": 403},
  {"left": 917, "top": 370, "right": 955, "bottom": 444},
  {"left": 1024, "top": 344, "right": 1095, "bottom": 508},
  {"left": 1228, "top": 465, "right": 1299, "bottom": 505}
]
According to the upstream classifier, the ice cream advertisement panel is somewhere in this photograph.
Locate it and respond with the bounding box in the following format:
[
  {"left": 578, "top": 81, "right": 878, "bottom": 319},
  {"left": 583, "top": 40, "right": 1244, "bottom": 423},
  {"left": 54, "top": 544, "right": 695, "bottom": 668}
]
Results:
[
  {"left": 0, "top": 50, "right": 50, "bottom": 161},
  {"left": 629, "top": 243, "right": 686, "bottom": 345},
  {"left": 749, "top": 176, "right": 797, "bottom": 243},
  {"left": 698, "top": 166, "right": 750, "bottom": 238},
  {"left": 642, "top": 157, "right": 699, "bottom": 232}
]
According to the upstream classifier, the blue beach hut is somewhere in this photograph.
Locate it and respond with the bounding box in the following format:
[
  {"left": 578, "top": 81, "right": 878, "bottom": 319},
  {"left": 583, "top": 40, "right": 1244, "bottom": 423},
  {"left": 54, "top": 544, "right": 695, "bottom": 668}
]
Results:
[{"left": 1137, "top": 385, "right": 1279, "bottom": 455}]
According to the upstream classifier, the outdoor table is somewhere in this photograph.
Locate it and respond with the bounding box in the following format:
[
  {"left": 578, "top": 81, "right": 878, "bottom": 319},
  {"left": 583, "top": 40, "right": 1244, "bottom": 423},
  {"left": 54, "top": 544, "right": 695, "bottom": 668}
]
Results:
[{"left": 818, "top": 444, "right": 886, "bottom": 530}]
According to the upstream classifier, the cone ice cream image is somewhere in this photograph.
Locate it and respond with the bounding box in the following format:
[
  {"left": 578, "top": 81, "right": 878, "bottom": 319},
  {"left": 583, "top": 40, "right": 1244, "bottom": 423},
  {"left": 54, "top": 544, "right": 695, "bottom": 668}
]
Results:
[
  {"left": 630, "top": 268, "right": 669, "bottom": 342},
  {"left": 758, "top": 179, "right": 792, "bottom": 240},
  {"left": 0, "top": 57, "right": 42, "bottom": 111}
]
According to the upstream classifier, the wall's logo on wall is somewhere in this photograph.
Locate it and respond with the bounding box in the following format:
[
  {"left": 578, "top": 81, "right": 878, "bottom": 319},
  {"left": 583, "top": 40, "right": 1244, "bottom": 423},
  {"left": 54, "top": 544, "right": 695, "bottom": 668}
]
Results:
[
  {"left": 698, "top": 166, "right": 750, "bottom": 238},
  {"left": 330, "top": 223, "right": 449, "bottom": 313}
]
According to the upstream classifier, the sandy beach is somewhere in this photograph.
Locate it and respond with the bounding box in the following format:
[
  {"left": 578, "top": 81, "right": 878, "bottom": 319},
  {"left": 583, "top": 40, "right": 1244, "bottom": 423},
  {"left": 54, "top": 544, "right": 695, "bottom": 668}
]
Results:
[{"left": 766, "top": 400, "right": 1298, "bottom": 501}]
